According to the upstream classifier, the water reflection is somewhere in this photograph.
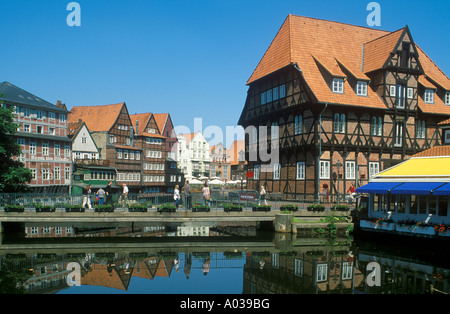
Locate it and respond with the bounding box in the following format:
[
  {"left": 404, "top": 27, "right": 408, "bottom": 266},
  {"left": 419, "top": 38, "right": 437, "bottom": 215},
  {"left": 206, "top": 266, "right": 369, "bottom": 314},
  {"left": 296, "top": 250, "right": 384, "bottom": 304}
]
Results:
[{"left": 0, "top": 224, "right": 449, "bottom": 294}]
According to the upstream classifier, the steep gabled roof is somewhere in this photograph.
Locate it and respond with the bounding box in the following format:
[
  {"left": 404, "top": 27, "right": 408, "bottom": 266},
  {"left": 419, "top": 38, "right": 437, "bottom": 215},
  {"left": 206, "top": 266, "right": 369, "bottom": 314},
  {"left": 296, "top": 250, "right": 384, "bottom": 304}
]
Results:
[
  {"left": 130, "top": 113, "right": 152, "bottom": 136},
  {"left": 0, "top": 81, "right": 67, "bottom": 112},
  {"left": 363, "top": 28, "right": 404, "bottom": 73},
  {"left": 69, "top": 103, "right": 126, "bottom": 132},
  {"left": 246, "top": 15, "right": 389, "bottom": 109}
]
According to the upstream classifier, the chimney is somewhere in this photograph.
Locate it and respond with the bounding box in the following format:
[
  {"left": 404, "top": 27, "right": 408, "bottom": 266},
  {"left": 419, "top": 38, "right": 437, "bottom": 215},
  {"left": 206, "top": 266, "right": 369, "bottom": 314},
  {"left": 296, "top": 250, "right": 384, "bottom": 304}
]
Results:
[{"left": 136, "top": 120, "right": 139, "bottom": 135}]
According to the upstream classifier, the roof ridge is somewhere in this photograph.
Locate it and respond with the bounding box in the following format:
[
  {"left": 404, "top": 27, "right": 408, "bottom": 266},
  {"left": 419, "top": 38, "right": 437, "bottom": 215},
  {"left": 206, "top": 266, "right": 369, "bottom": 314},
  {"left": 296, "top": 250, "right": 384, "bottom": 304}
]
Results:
[
  {"left": 363, "top": 27, "right": 404, "bottom": 45},
  {"left": 288, "top": 14, "right": 391, "bottom": 34}
]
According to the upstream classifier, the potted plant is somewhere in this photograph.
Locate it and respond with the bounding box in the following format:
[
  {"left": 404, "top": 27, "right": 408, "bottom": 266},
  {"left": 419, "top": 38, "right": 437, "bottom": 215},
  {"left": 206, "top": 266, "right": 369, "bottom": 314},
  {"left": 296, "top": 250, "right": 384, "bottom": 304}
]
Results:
[
  {"left": 4, "top": 204, "right": 25, "bottom": 213},
  {"left": 331, "top": 204, "right": 349, "bottom": 211},
  {"left": 252, "top": 204, "right": 271, "bottom": 212},
  {"left": 307, "top": 204, "right": 325, "bottom": 212},
  {"left": 192, "top": 204, "right": 211, "bottom": 212},
  {"left": 128, "top": 203, "right": 148, "bottom": 212},
  {"left": 64, "top": 204, "right": 85, "bottom": 212},
  {"left": 223, "top": 203, "right": 243, "bottom": 213},
  {"left": 280, "top": 204, "right": 298, "bottom": 212},
  {"left": 94, "top": 205, "right": 114, "bottom": 213},
  {"left": 35, "top": 205, "right": 56, "bottom": 213},
  {"left": 157, "top": 203, "right": 176, "bottom": 213}
]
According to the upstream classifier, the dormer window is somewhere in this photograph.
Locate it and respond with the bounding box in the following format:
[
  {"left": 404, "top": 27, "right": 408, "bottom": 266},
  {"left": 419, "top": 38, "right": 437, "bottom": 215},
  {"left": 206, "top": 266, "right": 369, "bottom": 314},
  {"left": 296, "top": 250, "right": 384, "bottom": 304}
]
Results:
[
  {"left": 356, "top": 81, "right": 368, "bottom": 96},
  {"left": 332, "top": 78, "right": 344, "bottom": 94},
  {"left": 445, "top": 92, "right": 450, "bottom": 105},
  {"left": 424, "top": 89, "right": 435, "bottom": 104}
]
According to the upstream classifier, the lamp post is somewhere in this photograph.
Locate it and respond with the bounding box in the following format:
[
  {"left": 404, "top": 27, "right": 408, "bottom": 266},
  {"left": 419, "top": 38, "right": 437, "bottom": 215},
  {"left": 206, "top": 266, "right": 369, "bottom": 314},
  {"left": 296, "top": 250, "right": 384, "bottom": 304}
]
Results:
[{"left": 336, "top": 161, "right": 342, "bottom": 205}]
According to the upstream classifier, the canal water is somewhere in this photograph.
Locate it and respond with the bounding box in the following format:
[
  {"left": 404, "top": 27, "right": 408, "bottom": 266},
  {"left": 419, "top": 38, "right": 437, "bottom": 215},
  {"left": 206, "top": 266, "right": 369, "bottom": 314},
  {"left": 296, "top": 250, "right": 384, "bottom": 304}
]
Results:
[{"left": 0, "top": 222, "right": 449, "bottom": 295}]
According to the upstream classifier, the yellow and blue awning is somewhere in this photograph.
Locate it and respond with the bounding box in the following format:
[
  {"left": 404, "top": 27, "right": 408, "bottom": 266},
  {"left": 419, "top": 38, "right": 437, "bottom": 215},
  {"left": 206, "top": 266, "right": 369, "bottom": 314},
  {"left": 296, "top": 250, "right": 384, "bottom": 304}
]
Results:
[{"left": 357, "top": 182, "right": 450, "bottom": 195}]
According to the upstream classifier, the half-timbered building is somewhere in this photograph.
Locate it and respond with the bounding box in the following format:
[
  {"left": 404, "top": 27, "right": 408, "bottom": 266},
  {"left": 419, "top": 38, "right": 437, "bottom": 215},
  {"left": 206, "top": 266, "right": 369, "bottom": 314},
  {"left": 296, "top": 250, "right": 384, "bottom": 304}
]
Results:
[
  {"left": 69, "top": 103, "right": 143, "bottom": 192},
  {"left": 238, "top": 15, "right": 450, "bottom": 202}
]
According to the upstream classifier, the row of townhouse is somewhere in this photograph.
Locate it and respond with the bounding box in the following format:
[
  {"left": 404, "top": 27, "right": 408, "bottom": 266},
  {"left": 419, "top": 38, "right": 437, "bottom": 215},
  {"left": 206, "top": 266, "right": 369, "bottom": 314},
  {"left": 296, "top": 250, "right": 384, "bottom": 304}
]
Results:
[
  {"left": 0, "top": 81, "right": 182, "bottom": 194},
  {"left": 238, "top": 15, "right": 450, "bottom": 202},
  {"left": 177, "top": 131, "right": 247, "bottom": 182}
]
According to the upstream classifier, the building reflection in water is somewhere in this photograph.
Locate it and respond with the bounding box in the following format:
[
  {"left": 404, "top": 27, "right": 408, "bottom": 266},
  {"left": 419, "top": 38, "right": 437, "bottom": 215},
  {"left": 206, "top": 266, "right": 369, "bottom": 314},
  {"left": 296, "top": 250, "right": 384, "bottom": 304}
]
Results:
[{"left": 0, "top": 224, "right": 449, "bottom": 294}]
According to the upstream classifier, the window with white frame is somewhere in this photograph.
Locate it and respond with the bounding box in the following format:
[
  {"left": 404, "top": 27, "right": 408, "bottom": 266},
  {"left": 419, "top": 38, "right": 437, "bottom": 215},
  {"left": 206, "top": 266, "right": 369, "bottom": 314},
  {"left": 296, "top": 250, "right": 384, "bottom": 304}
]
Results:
[
  {"left": 320, "top": 161, "right": 330, "bottom": 179},
  {"left": 334, "top": 113, "right": 346, "bottom": 133},
  {"left": 356, "top": 81, "right": 368, "bottom": 96},
  {"left": 332, "top": 78, "right": 344, "bottom": 93},
  {"left": 369, "top": 162, "right": 380, "bottom": 178},
  {"left": 342, "top": 262, "right": 353, "bottom": 280},
  {"left": 371, "top": 116, "right": 383, "bottom": 136},
  {"left": 123, "top": 150, "right": 129, "bottom": 159},
  {"left": 445, "top": 130, "right": 450, "bottom": 144},
  {"left": 407, "top": 88, "right": 414, "bottom": 99},
  {"left": 445, "top": 92, "right": 450, "bottom": 105},
  {"left": 42, "top": 169, "right": 50, "bottom": 180},
  {"left": 294, "top": 115, "right": 303, "bottom": 135},
  {"left": 316, "top": 264, "right": 328, "bottom": 282},
  {"left": 345, "top": 161, "right": 356, "bottom": 180},
  {"left": 273, "top": 163, "right": 281, "bottom": 180},
  {"left": 65, "top": 167, "right": 71, "bottom": 180},
  {"left": 254, "top": 165, "right": 260, "bottom": 180},
  {"left": 424, "top": 89, "right": 435, "bottom": 104},
  {"left": 65, "top": 145, "right": 71, "bottom": 158},
  {"left": 24, "top": 124, "right": 31, "bottom": 132},
  {"left": 296, "top": 162, "right": 305, "bottom": 180},
  {"left": 390, "top": 85, "right": 396, "bottom": 97},
  {"left": 31, "top": 168, "right": 37, "bottom": 180},
  {"left": 42, "top": 143, "right": 49, "bottom": 156},
  {"left": 294, "top": 259, "right": 303, "bottom": 277},
  {"left": 416, "top": 120, "right": 426, "bottom": 139},
  {"left": 394, "top": 122, "right": 403, "bottom": 147},
  {"left": 396, "top": 84, "right": 406, "bottom": 108},
  {"left": 29, "top": 142, "right": 36, "bottom": 155},
  {"left": 55, "top": 167, "right": 60, "bottom": 180},
  {"left": 117, "top": 149, "right": 123, "bottom": 159}
]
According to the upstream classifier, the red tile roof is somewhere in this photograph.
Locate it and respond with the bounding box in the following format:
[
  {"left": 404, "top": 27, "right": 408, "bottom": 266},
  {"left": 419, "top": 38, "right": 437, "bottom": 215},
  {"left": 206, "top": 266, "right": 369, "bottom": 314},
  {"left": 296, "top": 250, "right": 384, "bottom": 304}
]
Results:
[
  {"left": 69, "top": 103, "right": 126, "bottom": 132},
  {"left": 412, "top": 145, "right": 450, "bottom": 158}
]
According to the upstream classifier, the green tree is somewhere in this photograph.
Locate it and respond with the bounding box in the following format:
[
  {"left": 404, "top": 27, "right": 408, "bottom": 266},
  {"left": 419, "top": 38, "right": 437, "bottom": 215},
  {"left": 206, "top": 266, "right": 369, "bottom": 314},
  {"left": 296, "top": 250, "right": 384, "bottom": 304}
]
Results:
[{"left": 0, "top": 94, "right": 32, "bottom": 192}]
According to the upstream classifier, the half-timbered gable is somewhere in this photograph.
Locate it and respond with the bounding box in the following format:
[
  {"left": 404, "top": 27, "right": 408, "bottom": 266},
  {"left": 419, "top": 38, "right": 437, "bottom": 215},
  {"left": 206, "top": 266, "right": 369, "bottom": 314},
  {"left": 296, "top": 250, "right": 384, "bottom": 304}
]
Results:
[{"left": 239, "top": 15, "right": 450, "bottom": 202}]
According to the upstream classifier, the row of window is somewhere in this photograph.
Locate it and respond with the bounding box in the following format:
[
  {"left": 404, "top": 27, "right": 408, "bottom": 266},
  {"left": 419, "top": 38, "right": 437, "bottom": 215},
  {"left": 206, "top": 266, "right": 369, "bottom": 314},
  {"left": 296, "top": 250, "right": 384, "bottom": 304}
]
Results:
[
  {"left": 260, "top": 84, "right": 286, "bottom": 105},
  {"left": 373, "top": 194, "right": 449, "bottom": 217},
  {"left": 18, "top": 139, "right": 71, "bottom": 157},
  {"left": 332, "top": 78, "right": 368, "bottom": 96},
  {"left": 143, "top": 163, "right": 165, "bottom": 171},
  {"left": 146, "top": 138, "right": 163, "bottom": 145},
  {"left": 30, "top": 167, "right": 71, "bottom": 181},
  {"left": 253, "top": 161, "right": 380, "bottom": 180},
  {"left": 143, "top": 175, "right": 165, "bottom": 183},
  {"left": 14, "top": 106, "right": 67, "bottom": 122},
  {"left": 90, "top": 171, "right": 115, "bottom": 181},
  {"left": 389, "top": 84, "right": 450, "bottom": 106},
  {"left": 117, "top": 149, "right": 141, "bottom": 160},
  {"left": 117, "top": 172, "right": 141, "bottom": 182}
]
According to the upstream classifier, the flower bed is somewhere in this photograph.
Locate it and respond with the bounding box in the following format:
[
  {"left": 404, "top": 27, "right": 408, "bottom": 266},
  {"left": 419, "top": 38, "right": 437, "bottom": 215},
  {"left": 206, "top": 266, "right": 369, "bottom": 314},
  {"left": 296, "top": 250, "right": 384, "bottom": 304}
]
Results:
[
  {"left": 223, "top": 203, "right": 243, "bottom": 213},
  {"left": 64, "top": 205, "right": 85, "bottom": 212},
  {"left": 280, "top": 204, "right": 298, "bottom": 212},
  {"left": 306, "top": 204, "right": 325, "bottom": 212},
  {"left": 35, "top": 205, "right": 56, "bottom": 213},
  {"left": 94, "top": 205, "right": 114, "bottom": 213},
  {"left": 128, "top": 204, "right": 148, "bottom": 212},
  {"left": 157, "top": 203, "right": 176, "bottom": 213},
  {"left": 360, "top": 219, "right": 395, "bottom": 231},
  {"left": 252, "top": 204, "right": 271, "bottom": 212},
  {"left": 4, "top": 205, "right": 25, "bottom": 213},
  {"left": 331, "top": 204, "right": 349, "bottom": 211},
  {"left": 192, "top": 204, "right": 211, "bottom": 212}
]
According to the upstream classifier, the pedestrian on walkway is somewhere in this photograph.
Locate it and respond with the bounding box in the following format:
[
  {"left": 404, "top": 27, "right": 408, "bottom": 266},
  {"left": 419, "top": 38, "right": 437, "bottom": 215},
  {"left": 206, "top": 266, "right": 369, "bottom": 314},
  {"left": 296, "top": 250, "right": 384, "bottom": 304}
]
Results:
[
  {"left": 82, "top": 185, "right": 92, "bottom": 209},
  {"left": 173, "top": 185, "right": 181, "bottom": 209},
  {"left": 202, "top": 183, "right": 211, "bottom": 207},
  {"left": 120, "top": 183, "right": 129, "bottom": 207},
  {"left": 259, "top": 186, "right": 267, "bottom": 205},
  {"left": 105, "top": 181, "right": 113, "bottom": 205},
  {"left": 97, "top": 188, "right": 106, "bottom": 205},
  {"left": 183, "top": 180, "right": 192, "bottom": 209}
]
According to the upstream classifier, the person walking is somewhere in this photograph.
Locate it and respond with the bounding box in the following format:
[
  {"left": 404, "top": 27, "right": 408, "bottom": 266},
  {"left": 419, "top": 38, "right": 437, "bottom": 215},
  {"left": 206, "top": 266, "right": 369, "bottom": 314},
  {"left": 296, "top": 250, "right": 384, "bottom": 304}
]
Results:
[
  {"left": 183, "top": 180, "right": 192, "bottom": 209},
  {"left": 97, "top": 188, "right": 106, "bottom": 205},
  {"left": 259, "top": 185, "right": 267, "bottom": 205},
  {"left": 82, "top": 185, "right": 92, "bottom": 209},
  {"left": 105, "top": 181, "right": 113, "bottom": 205},
  {"left": 121, "top": 183, "right": 129, "bottom": 207},
  {"left": 173, "top": 185, "right": 181, "bottom": 209},
  {"left": 202, "top": 183, "right": 211, "bottom": 207}
]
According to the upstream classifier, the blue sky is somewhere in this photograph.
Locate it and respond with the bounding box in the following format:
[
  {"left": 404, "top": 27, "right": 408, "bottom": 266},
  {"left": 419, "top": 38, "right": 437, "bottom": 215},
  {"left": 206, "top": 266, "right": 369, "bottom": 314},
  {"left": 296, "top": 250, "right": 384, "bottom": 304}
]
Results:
[{"left": 1, "top": 0, "right": 449, "bottom": 146}]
